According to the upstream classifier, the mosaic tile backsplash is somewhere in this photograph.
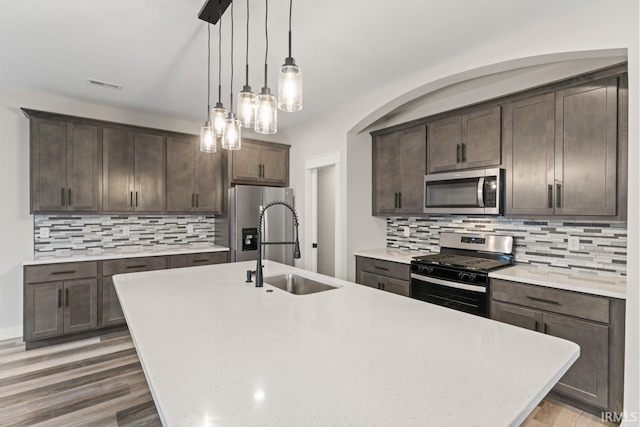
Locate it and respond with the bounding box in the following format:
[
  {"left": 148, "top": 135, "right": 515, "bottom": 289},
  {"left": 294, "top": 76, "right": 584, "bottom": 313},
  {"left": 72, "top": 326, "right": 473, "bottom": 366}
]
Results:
[
  {"left": 34, "top": 215, "right": 216, "bottom": 253},
  {"left": 387, "top": 216, "right": 627, "bottom": 277}
]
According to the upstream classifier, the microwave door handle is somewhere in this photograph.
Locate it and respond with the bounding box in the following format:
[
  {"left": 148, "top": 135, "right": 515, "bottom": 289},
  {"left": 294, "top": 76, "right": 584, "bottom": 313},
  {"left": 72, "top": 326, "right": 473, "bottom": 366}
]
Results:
[{"left": 477, "top": 177, "right": 485, "bottom": 208}]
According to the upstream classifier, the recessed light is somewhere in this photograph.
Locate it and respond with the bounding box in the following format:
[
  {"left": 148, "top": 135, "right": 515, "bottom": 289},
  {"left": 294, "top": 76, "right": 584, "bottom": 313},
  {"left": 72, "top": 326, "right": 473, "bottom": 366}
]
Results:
[{"left": 86, "top": 78, "right": 123, "bottom": 90}]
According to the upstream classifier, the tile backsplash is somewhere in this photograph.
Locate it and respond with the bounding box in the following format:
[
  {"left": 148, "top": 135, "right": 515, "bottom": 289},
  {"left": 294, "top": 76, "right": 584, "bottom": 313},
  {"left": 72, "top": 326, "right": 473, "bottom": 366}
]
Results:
[
  {"left": 34, "top": 215, "right": 216, "bottom": 253},
  {"left": 387, "top": 216, "right": 627, "bottom": 277}
]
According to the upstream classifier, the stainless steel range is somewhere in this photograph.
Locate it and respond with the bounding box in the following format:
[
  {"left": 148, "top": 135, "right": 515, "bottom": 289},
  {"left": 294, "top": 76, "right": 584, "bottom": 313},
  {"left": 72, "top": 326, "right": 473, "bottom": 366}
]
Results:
[{"left": 410, "top": 232, "right": 514, "bottom": 317}]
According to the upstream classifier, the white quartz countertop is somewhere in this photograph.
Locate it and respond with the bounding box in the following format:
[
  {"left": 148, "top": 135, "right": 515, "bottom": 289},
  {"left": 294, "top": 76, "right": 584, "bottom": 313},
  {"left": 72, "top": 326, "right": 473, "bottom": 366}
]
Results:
[
  {"left": 22, "top": 245, "right": 229, "bottom": 265},
  {"left": 353, "top": 247, "right": 428, "bottom": 264},
  {"left": 489, "top": 264, "right": 626, "bottom": 299},
  {"left": 115, "top": 261, "right": 579, "bottom": 427}
]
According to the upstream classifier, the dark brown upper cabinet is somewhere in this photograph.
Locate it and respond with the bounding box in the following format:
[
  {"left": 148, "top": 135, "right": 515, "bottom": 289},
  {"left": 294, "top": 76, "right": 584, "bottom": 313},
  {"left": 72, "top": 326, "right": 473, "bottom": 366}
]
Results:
[
  {"left": 103, "top": 128, "right": 165, "bottom": 212},
  {"left": 504, "top": 75, "right": 625, "bottom": 219},
  {"left": 372, "top": 125, "right": 426, "bottom": 216},
  {"left": 30, "top": 118, "right": 100, "bottom": 213},
  {"left": 230, "top": 139, "right": 290, "bottom": 187},
  {"left": 167, "top": 135, "right": 222, "bottom": 213},
  {"left": 427, "top": 106, "right": 501, "bottom": 174}
]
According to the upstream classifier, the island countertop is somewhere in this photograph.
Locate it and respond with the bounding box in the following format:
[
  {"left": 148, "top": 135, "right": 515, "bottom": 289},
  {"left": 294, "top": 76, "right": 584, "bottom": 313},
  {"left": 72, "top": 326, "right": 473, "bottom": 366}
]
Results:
[{"left": 114, "top": 261, "right": 579, "bottom": 427}]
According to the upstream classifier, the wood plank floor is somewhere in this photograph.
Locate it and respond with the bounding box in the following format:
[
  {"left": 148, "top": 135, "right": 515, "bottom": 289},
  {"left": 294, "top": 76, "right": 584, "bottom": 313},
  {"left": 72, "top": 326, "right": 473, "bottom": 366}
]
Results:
[{"left": 0, "top": 333, "right": 616, "bottom": 426}]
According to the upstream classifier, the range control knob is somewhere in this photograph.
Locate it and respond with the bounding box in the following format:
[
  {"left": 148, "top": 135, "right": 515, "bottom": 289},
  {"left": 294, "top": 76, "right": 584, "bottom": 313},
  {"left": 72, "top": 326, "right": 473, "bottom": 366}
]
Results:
[
  {"left": 468, "top": 274, "right": 477, "bottom": 281},
  {"left": 457, "top": 272, "right": 467, "bottom": 280}
]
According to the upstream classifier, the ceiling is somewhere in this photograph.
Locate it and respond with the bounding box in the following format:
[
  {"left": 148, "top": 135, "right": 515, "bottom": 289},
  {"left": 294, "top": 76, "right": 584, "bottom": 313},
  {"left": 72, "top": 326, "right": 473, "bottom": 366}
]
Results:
[{"left": 0, "top": 0, "right": 603, "bottom": 130}]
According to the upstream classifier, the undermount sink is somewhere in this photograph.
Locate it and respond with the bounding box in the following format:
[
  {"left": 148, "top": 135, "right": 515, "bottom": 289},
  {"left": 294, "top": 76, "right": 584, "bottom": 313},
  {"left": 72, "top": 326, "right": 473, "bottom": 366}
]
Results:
[{"left": 263, "top": 274, "right": 337, "bottom": 295}]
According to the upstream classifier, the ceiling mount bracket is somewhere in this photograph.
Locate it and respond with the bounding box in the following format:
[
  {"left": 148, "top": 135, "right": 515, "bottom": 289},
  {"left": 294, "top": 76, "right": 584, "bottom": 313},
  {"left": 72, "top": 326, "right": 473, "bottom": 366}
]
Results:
[{"left": 198, "top": 0, "right": 233, "bottom": 25}]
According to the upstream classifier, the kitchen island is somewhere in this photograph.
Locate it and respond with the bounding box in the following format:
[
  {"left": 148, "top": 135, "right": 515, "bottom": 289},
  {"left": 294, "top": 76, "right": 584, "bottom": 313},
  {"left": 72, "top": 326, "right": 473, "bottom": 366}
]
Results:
[{"left": 114, "top": 261, "right": 579, "bottom": 427}]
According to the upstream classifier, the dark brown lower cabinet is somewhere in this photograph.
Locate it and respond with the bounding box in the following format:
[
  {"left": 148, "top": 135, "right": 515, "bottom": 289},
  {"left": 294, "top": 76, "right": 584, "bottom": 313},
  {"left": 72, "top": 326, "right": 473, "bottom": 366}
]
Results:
[
  {"left": 101, "top": 276, "right": 125, "bottom": 327},
  {"left": 169, "top": 252, "right": 228, "bottom": 269},
  {"left": 491, "top": 279, "right": 624, "bottom": 414},
  {"left": 355, "top": 256, "right": 410, "bottom": 297}
]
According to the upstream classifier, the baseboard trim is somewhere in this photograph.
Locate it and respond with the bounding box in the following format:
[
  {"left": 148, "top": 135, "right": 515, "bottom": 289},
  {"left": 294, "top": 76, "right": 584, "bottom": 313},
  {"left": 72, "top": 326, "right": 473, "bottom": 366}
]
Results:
[{"left": 0, "top": 325, "right": 23, "bottom": 341}]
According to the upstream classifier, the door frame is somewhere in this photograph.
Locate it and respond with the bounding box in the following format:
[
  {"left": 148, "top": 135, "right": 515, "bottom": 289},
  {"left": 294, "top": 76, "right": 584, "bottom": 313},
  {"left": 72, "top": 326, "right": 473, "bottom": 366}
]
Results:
[{"left": 304, "top": 151, "right": 342, "bottom": 276}]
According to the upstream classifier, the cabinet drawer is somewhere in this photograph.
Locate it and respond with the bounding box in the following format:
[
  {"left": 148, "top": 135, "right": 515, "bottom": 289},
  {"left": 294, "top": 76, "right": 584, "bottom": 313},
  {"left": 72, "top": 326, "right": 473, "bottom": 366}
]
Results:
[
  {"left": 25, "top": 262, "right": 98, "bottom": 284},
  {"left": 356, "top": 257, "right": 409, "bottom": 281},
  {"left": 359, "top": 271, "right": 410, "bottom": 296},
  {"left": 102, "top": 256, "right": 167, "bottom": 276},
  {"left": 169, "top": 252, "right": 228, "bottom": 269},
  {"left": 491, "top": 279, "right": 609, "bottom": 323}
]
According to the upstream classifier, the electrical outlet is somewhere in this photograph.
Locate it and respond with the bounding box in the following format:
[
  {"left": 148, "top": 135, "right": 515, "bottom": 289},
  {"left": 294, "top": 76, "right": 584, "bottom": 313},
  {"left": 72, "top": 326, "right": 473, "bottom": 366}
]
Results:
[
  {"left": 568, "top": 236, "right": 580, "bottom": 251},
  {"left": 40, "top": 227, "right": 50, "bottom": 239},
  {"left": 403, "top": 226, "right": 411, "bottom": 238},
  {"left": 187, "top": 224, "right": 194, "bottom": 234},
  {"left": 123, "top": 225, "right": 130, "bottom": 236}
]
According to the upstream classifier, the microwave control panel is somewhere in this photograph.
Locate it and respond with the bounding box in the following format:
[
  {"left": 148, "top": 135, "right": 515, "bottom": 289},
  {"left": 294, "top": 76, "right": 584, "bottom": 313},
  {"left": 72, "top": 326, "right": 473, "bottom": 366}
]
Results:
[{"left": 484, "top": 177, "right": 498, "bottom": 207}]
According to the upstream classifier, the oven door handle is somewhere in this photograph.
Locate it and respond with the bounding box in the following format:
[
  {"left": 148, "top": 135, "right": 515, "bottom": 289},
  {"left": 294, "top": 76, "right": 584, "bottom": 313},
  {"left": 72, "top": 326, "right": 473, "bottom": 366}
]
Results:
[
  {"left": 411, "top": 273, "right": 487, "bottom": 293},
  {"left": 477, "top": 177, "right": 485, "bottom": 208}
]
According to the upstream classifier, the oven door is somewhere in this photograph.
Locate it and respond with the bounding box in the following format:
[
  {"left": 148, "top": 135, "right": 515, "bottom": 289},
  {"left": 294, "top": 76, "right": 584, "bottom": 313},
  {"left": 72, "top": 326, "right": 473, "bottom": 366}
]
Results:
[{"left": 410, "top": 273, "right": 489, "bottom": 317}]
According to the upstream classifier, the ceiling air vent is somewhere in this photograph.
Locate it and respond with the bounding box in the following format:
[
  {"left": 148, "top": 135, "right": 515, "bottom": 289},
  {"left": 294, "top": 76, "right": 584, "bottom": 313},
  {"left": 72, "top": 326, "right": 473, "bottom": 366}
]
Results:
[{"left": 86, "top": 78, "right": 123, "bottom": 90}]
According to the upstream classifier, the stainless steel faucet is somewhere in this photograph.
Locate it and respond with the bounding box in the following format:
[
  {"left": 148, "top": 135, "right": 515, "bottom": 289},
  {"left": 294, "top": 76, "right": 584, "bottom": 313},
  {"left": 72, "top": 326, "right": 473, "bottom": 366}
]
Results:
[{"left": 255, "top": 201, "right": 301, "bottom": 287}]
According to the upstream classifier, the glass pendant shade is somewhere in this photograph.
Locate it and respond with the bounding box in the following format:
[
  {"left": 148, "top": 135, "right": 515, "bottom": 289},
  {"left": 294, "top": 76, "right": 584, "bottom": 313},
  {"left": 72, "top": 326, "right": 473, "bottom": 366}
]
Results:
[
  {"left": 238, "top": 88, "right": 256, "bottom": 128},
  {"left": 255, "top": 90, "right": 277, "bottom": 134},
  {"left": 211, "top": 104, "right": 227, "bottom": 136},
  {"left": 222, "top": 115, "right": 242, "bottom": 150},
  {"left": 278, "top": 61, "right": 302, "bottom": 112},
  {"left": 199, "top": 122, "right": 216, "bottom": 153}
]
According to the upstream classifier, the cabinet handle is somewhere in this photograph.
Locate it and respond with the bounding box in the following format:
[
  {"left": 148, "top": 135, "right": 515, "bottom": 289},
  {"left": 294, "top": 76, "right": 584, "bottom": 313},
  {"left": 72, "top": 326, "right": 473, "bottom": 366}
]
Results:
[
  {"left": 196, "top": 193, "right": 199, "bottom": 208},
  {"left": 130, "top": 191, "right": 133, "bottom": 207},
  {"left": 61, "top": 188, "right": 66, "bottom": 206},
  {"left": 374, "top": 266, "right": 389, "bottom": 271},
  {"left": 52, "top": 270, "right": 76, "bottom": 275},
  {"left": 526, "top": 295, "right": 560, "bottom": 305},
  {"left": 193, "top": 259, "right": 209, "bottom": 263},
  {"left": 461, "top": 143, "right": 466, "bottom": 162},
  {"left": 556, "top": 184, "right": 562, "bottom": 208},
  {"left": 68, "top": 189, "right": 72, "bottom": 206},
  {"left": 548, "top": 184, "right": 553, "bottom": 209},
  {"left": 191, "top": 193, "right": 195, "bottom": 208},
  {"left": 456, "top": 144, "right": 461, "bottom": 163},
  {"left": 544, "top": 323, "right": 549, "bottom": 334},
  {"left": 58, "top": 289, "right": 62, "bottom": 308},
  {"left": 394, "top": 192, "right": 398, "bottom": 209},
  {"left": 398, "top": 192, "right": 402, "bottom": 209},
  {"left": 65, "top": 288, "right": 69, "bottom": 307},
  {"left": 534, "top": 320, "right": 539, "bottom": 331},
  {"left": 126, "top": 265, "right": 147, "bottom": 269},
  {"left": 258, "top": 164, "right": 262, "bottom": 178},
  {"left": 135, "top": 191, "right": 139, "bottom": 207},
  {"left": 381, "top": 283, "right": 385, "bottom": 291},
  {"left": 377, "top": 282, "right": 382, "bottom": 290},
  {"left": 261, "top": 164, "right": 265, "bottom": 178}
]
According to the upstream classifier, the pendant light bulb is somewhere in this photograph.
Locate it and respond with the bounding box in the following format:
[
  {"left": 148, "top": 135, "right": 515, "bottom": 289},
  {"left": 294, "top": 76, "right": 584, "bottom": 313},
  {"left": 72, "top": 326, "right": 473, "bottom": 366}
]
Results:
[
  {"left": 222, "top": 113, "right": 242, "bottom": 150},
  {"left": 200, "top": 122, "right": 216, "bottom": 153},
  {"left": 255, "top": 88, "right": 277, "bottom": 134},
  {"left": 278, "top": 60, "right": 302, "bottom": 112},
  {"left": 238, "top": 87, "right": 256, "bottom": 128},
  {"left": 211, "top": 103, "right": 227, "bottom": 136}
]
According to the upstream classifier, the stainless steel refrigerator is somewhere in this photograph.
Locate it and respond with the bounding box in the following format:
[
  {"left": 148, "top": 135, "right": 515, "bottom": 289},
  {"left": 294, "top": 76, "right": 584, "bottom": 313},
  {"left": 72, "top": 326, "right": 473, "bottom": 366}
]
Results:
[{"left": 230, "top": 186, "right": 295, "bottom": 265}]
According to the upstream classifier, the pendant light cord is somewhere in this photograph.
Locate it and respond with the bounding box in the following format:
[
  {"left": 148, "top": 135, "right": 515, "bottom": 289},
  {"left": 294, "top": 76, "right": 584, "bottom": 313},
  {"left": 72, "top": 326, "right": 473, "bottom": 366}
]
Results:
[
  {"left": 245, "top": 0, "right": 250, "bottom": 87},
  {"left": 288, "top": 0, "right": 292, "bottom": 57},
  {"left": 230, "top": 0, "right": 234, "bottom": 112},
  {"left": 264, "top": 0, "right": 269, "bottom": 88},
  {"left": 207, "top": 22, "right": 211, "bottom": 116},
  {"left": 218, "top": 1, "right": 223, "bottom": 104}
]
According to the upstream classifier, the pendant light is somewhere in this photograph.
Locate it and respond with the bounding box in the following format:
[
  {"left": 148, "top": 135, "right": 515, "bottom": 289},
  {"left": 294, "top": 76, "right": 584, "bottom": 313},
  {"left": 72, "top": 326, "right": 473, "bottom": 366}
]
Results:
[
  {"left": 200, "top": 21, "right": 216, "bottom": 153},
  {"left": 211, "top": 0, "right": 227, "bottom": 137},
  {"left": 222, "top": 0, "right": 241, "bottom": 150},
  {"left": 237, "top": 0, "right": 255, "bottom": 128},
  {"left": 255, "top": 0, "right": 277, "bottom": 134},
  {"left": 278, "top": 0, "right": 302, "bottom": 112}
]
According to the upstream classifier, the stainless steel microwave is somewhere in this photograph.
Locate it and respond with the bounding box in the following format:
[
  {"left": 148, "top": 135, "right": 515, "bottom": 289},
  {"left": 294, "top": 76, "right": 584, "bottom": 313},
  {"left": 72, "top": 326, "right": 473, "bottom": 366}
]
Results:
[{"left": 424, "top": 168, "right": 504, "bottom": 215}]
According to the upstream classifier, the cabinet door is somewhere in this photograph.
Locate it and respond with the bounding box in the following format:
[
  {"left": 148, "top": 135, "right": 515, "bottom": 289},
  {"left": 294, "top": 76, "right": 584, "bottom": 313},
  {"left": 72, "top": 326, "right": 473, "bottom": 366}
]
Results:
[
  {"left": 491, "top": 301, "right": 542, "bottom": 332},
  {"left": 372, "top": 132, "right": 399, "bottom": 215},
  {"left": 544, "top": 313, "right": 609, "bottom": 409},
  {"left": 461, "top": 106, "right": 501, "bottom": 169},
  {"left": 380, "top": 276, "right": 410, "bottom": 297},
  {"left": 67, "top": 123, "right": 100, "bottom": 212},
  {"left": 103, "top": 127, "right": 134, "bottom": 212},
  {"left": 134, "top": 132, "right": 165, "bottom": 212},
  {"left": 397, "top": 126, "right": 426, "bottom": 214},
  {"left": 231, "top": 141, "right": 262, "bottom": 183},
  {"left": 555, "top": 77, "right": 618, "bottom": 216},
  {"left": 167, "top": 136, "right": 196, "bottom": 212},
  {"left": 63, "top": 279, "right": 98, "bottom": 334},
  {"left": 24, "top": 282, "right": 64, "bottom": 340},
  {"left": 101, "top": 276, "right": 125, "bottom": 327},
  {"left": 194, "top": 148, "right": 222, "bottom": 213},
  {"left": 503, "top": 93, "right": 555, "bottom": 215},
  {"left": 427, "top": 115, "right": 462, "bottom": 173},
  {"left": 31, "top": 118, "right": 67, "bottom": 212},
  {"left": 261, "top": 144, "right": 289, "bottom": 186},
  {"left": 358, "top": 271, "right": 383, "bottom": 290}
]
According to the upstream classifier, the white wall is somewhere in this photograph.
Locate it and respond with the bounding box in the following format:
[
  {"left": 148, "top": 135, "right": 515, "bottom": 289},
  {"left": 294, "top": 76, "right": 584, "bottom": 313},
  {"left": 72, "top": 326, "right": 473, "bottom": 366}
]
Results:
[
  {"left": 282, "top": 0, "right": 639, "bottom": 418},
  {"left": 0, "top": 87, "right": 207, "bottom": 340}
]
